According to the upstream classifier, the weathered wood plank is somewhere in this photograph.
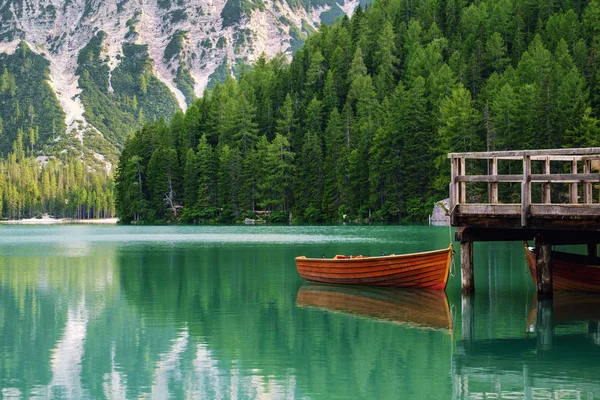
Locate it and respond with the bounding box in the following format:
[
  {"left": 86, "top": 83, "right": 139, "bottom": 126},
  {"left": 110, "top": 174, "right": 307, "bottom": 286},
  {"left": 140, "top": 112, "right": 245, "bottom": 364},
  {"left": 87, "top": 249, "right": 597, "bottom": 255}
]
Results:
[
  {"left": 522, "top": 155, "right": 531, "bottom": 227},
  {"left": 460, "top": 157, "right": 466, "bottom": 204},
  {"left": 450, "top": 158, "right": 459, "bottom": 210},
  {"left": 458, "top": 204, "right": 521, "bottom": 215},
  {"left": 584, "top": 159, "right": 592, "bottom": 204},
  {"left": 456, "top": 174, "right": 523, "bottom": 183},
  {"left": 489, "top": 158, "right": 498, "bottom": 204},
  {"left": 531, "top": 173, "right": 600, "bottom": 182},
  {"left": 451, "top": 155, "right": 590, "bottom": 161},
  {"left": 457, "top": 173, "right": 600, "bottom": 183},
  {"left": 448, "top": 147, "right": 600, "bottom": 159},
  {"left": 545, "top": 174, "right": 599, "bottom": 182},
  {"left": 542, "top": 158, "right": 551, "bottom": 204},
  {"left": 570, "top": 160, "right": 578, "bottom": 204},
  {"left": 530, "top": 204, "right": 600, "bottom": 217}
]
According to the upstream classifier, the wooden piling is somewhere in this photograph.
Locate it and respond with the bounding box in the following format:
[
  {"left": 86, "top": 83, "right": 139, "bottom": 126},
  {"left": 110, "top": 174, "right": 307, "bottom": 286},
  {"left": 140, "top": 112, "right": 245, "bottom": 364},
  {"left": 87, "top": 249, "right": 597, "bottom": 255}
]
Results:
[
  {"left": 461, "top": 241, "right": 474, "bottom": 294},
  {"left": 536, "top": 242, "right": 553, "bottom": 297}
]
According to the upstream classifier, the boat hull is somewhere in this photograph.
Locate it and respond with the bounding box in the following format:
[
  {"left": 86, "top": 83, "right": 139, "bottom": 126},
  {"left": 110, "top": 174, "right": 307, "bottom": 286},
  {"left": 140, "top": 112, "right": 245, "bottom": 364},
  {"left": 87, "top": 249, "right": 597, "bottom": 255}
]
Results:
[
  {"left": 295, "top": 245, "right": 453, "bottom": 290},
  {"left": 524, "top": 243, "right": 600, "bottom": 292}
]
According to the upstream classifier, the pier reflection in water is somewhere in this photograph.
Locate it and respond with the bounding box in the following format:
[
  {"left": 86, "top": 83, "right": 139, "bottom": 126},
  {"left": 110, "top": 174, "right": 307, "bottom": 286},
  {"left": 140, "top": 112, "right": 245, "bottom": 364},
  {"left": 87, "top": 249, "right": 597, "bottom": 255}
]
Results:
[{"left": 454, "top": 292, "right": 600, "bottom": 399}]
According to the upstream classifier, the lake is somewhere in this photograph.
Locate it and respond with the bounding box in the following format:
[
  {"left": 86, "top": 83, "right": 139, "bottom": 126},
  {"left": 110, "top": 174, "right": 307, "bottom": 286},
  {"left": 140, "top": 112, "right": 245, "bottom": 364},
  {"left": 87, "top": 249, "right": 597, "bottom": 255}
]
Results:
[{"left": 0, "top": 225, "right": 598, "bottom": 399}]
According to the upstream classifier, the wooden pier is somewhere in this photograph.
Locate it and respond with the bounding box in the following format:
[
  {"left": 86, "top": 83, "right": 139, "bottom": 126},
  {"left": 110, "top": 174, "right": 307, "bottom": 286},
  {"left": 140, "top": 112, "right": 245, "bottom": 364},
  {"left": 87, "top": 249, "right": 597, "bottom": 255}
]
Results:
[{"left": 448, "top": 148, "right": 600, "bottom": 295}]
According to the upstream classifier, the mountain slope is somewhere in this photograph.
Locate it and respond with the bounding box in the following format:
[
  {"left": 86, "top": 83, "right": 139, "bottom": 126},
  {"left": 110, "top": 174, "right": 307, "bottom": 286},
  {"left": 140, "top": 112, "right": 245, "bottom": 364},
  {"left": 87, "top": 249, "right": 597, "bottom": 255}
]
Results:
[{"left": 0, "top": 0, "right": 366, "bottom": 168}]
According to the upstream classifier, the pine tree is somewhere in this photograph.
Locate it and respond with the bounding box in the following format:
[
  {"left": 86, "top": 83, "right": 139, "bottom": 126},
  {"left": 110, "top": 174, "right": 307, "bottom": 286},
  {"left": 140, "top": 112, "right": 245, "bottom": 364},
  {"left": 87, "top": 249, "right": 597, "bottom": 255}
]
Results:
[
  {"left": 182, "top": 148, "right": 199, "bottom": 221},
  {"left": 298, "top": 129, "right": 324, "bottom": 221},
  {"left": 435, "top": 85, "right": 482, "bottom": 193},
  {"left": 321, "top": 108, "right": 343, "bottom": 220},
  {"left": 196, "top": 134, "right": 217, "bottom": 219}
]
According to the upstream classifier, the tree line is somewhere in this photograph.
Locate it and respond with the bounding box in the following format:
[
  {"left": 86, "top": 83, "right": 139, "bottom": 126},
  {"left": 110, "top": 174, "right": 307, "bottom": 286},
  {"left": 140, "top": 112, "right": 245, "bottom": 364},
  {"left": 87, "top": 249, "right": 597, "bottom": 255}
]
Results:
[
  {"left": 116, "top": 0, "right": 600, "bottom": 223},
  {"left": 0, "top": 133, "right": 115, "bottom": 220}
]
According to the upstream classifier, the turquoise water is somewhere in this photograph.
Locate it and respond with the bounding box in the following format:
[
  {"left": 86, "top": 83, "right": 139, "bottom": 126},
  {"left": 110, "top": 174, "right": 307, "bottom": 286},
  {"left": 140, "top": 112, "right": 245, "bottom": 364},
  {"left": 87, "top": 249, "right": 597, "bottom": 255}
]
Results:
[{"left": 0, "top": 225, "right": 598, "bottom": 399}]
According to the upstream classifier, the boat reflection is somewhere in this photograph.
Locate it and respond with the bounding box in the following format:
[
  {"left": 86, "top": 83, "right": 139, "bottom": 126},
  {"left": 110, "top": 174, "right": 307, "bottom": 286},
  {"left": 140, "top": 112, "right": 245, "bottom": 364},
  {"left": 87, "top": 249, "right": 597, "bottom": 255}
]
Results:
[
  {"left": 527, "top": 291, "right": 600, "bottom": 329},
  {"left": 296, "top": 284, "right": 453, "bottom": 331},
  {"left": 453, "top": 292, "right": 600, "bottom": 399}
]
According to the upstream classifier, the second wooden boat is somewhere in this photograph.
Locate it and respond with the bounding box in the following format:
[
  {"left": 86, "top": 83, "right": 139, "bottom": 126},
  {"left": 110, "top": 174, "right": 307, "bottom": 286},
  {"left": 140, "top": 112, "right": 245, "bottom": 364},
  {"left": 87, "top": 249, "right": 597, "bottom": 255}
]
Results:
[
  {"left": 524, "top": 242, "right": 600, "bottom": 291},
  {"left": 295, "top": 244, "right": 453, "bottom": 290}
]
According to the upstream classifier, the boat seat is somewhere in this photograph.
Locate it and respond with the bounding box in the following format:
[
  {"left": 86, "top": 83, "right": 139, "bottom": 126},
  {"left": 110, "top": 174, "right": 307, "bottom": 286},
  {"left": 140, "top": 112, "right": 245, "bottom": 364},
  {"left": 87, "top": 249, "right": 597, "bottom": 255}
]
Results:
[{"left": 334, "top": 255, "right": 363, "bottom": 259}]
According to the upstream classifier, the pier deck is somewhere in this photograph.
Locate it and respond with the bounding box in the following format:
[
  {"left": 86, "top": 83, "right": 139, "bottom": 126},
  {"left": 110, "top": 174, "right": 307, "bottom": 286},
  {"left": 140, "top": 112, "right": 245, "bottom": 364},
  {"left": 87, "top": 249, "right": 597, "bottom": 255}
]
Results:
[{"left": 448, "top": 148, "right": 600, "bottom": 295}]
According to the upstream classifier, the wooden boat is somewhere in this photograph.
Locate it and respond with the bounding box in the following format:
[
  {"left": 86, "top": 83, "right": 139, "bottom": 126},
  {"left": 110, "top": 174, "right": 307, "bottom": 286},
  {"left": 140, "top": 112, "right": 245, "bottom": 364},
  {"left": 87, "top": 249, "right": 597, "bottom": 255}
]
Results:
[
  {"left": 295, "top": 244, "right": 453, "bottom": 290},
  {"left": 524, "top": 243, "right": 600, "bottom": 292},
  {"left": 296, "top": 284, "right": 453, "bottom": 331}
]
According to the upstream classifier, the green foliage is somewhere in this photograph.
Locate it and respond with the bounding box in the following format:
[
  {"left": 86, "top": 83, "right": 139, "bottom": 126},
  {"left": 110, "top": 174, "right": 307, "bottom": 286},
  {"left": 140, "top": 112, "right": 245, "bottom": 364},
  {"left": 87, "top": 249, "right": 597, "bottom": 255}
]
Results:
[
  {"left": 0, "top": 42, "right": 66, "bottom": 157},
  {"left": 207, "top": 59, "right": 231, "bottom": 89},
  {"left": 221, "top": 0, "right": 265, "bottom": 28},
  {"left": 117, "top": 0, "right": 600, "bottom": 224},
  {"left": 164, "top": 31, "right": 187, "bottom": 62},
  {"left": 174, "top": 66, "right": 196, "bottom": 106},
  {"left": 0, "top": 151, "right": 115, "bottom": 220},
  {"left": 77, "top": 34, "right": 180, "bottom": 150}
]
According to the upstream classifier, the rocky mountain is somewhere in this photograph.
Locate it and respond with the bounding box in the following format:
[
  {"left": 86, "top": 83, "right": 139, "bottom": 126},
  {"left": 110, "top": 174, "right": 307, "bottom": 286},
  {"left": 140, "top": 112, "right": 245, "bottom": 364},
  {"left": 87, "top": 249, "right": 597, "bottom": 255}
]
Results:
[{"left": 0, "top": 0, "right": 365, "bottom": 170}]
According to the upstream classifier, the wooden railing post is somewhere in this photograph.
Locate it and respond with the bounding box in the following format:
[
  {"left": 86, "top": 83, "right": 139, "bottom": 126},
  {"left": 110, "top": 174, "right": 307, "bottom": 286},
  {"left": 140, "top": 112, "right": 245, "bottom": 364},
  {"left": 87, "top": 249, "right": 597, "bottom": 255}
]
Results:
[
  {"left": 542, "top": 158, "right": 551, "bottom": 204},
  {"left": 488, "top": 157, "right": 498, "bottom": 204},
  {"left": 521, "top": 154, "right": 531, "bottom": 227},
  {"left": 570, "top": 159, "right": 578, "bottom": 204},
  {"left": 460, "top": 157, "right": 466, "bottom": 204},
  {"left": 584, "top": 158, "right": 592, "bottom": 204},
  {"left": 450, "top": 157, "right": 457, "bottom": 210}
]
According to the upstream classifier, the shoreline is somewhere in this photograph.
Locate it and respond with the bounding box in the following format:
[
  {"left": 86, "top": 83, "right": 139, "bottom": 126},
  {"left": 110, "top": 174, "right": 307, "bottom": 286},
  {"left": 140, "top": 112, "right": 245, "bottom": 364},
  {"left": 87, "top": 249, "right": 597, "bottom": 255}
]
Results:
[{"left": 0, "top": 216, "right": 118, "bottom": 225}]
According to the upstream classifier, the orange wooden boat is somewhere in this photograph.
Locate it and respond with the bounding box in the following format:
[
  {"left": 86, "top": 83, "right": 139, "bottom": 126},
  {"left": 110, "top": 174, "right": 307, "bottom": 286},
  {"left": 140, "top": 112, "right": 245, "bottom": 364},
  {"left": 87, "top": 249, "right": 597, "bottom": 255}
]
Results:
[
  {"left": 295, "top": 244, "right": 453, "bottom": 290},
  {"left": 524, "top": 242, "right": 600, "bottom": 291},
  {"left": 296, "top": 284, "right": 453, "bottom": 331}
]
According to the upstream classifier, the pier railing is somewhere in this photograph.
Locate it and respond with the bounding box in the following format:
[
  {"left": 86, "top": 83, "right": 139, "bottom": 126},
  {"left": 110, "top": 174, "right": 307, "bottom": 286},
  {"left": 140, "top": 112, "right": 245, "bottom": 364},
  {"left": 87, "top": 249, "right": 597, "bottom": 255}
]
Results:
[{"left": 448, "top": 148, "right": 600, "bottom": 228}]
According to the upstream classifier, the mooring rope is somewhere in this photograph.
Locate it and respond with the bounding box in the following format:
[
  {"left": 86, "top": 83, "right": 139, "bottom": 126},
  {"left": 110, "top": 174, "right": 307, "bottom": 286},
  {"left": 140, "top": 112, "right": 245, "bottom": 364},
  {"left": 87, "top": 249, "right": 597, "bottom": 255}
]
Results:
[{"left": 448, "top": 221, "right": 456, "bottom": 278}]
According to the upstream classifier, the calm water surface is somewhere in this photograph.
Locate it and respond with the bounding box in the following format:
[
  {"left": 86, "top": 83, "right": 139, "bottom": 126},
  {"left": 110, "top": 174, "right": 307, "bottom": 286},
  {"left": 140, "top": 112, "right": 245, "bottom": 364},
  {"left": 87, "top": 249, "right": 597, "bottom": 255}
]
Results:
[{"left": 0, "top": 225, "right": 598, "bottom": 399}]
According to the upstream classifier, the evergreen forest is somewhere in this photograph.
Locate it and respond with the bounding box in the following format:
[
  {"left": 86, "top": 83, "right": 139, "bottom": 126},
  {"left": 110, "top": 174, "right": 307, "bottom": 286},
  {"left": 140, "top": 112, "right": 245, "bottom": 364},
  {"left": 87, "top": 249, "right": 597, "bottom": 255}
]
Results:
[
  {"left": 117, "top": 0, "right": 600, "bottom": 223},
  {"left": 0, "top": 34, "right": 179, "bottom": 220},
  {"left": 0, "top": 134, "right": 116, "bottom": 220}
]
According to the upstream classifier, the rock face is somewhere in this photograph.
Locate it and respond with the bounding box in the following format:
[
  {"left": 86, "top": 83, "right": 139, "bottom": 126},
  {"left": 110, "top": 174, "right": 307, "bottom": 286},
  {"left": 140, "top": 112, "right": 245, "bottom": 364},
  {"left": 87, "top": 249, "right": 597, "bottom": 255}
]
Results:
[
  {"left": 430, "top": 198, "right": 450, "bottom": 226},
  {"left": 0, "top": 0, "right": 366, "bottom": 167}
]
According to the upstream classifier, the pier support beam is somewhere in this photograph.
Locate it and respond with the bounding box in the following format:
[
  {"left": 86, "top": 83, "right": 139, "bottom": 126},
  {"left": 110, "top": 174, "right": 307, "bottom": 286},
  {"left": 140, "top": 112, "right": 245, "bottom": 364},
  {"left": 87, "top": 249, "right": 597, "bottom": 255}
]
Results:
[
  {"left": 461, "top": 241, "right": 474, "bottom": 294},
  {"left": 535, "top": 236, "right": 553, "bottom": 297}
]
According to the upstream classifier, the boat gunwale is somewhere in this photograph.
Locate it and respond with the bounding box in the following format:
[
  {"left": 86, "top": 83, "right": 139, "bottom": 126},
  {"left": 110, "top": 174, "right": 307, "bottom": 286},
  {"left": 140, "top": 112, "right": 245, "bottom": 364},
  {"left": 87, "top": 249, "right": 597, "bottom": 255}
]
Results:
[
  {"left": 296, "top": 244, "right": 453, "bottom": 263},
  {"left": 524, "top": 243, "right": 600, "bottom": 269}
]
